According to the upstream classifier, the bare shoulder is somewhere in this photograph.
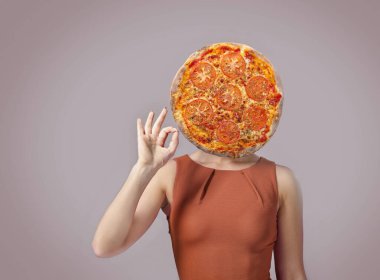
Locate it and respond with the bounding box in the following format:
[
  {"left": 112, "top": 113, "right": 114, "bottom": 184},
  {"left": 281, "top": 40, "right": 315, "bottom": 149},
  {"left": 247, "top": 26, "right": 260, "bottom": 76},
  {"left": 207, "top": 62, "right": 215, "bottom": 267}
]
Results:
[
  {"left": 275, "top": 164, "right": 303, "bottom": 208},
  {"left": 155, "top": 157, "right": 178, "bottom": 204},
  {"left": 159, "top": 158, "right": 177, "bottom": 180}
]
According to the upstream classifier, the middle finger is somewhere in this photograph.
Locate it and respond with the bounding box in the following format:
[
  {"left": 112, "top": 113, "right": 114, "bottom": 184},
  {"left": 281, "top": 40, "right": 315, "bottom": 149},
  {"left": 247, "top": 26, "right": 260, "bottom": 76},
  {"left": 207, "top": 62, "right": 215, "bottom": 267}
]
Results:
[
  {"left": 152, "top": 107, "right": 167, "bottom": 137},
  {"left": 144, "top": 111, "right": 154, "bottom": 135}
]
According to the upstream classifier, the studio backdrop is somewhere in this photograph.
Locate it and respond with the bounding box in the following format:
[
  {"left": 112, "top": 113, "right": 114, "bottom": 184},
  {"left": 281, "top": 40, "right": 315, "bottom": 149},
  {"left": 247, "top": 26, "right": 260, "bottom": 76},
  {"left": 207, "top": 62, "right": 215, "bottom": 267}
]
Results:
[{"left": 0, "top": 0, "right": 379, "bottom": 279}]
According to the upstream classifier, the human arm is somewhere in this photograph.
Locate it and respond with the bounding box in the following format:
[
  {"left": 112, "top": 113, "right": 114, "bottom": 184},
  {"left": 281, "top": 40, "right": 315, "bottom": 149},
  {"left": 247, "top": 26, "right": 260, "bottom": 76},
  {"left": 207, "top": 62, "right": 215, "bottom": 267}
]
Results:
[
  {"left": 91, "top": 107, "right": 178, "bottom": 258},
  {"left": 274, "top": 165, "right": 308, "bottom": 280}
]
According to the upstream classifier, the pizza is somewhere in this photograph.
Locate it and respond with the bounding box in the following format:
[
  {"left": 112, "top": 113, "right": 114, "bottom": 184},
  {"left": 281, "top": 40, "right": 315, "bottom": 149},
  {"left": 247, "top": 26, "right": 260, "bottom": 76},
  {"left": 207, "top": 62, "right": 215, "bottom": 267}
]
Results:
[{"left": 170, "top": 42, "right": 284, "bottom": 158}]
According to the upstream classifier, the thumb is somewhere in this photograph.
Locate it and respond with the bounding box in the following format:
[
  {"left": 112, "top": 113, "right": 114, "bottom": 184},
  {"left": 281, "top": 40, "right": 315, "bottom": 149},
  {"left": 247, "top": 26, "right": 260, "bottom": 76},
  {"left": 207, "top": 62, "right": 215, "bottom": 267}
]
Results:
[
  {"left": 156, "top": 126, "right": 174, "bottom": 147},
  {"left": 167, "top": 128, "right": 179, "bottom": 155}
]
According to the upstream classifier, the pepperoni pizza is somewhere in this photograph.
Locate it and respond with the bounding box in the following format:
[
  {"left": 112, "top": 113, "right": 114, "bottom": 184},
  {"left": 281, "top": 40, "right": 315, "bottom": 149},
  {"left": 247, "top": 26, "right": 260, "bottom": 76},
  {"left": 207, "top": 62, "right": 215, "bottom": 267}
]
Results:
[{"left": 170, "top": 42, "right": 284, "bottom": 158}]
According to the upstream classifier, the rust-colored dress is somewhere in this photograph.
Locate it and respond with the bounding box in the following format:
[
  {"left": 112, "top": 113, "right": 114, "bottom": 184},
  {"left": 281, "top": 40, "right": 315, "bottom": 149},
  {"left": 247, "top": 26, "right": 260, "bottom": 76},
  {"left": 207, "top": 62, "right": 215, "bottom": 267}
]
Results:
[{"left": 161, "top": 154, "right": 279, "bottom": 280}]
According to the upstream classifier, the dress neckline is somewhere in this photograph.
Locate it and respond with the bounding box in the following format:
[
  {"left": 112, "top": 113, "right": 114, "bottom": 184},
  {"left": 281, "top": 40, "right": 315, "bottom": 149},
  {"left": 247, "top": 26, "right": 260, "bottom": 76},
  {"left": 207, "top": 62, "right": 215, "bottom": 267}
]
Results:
[{"left": 184, "top": 154, "right": 263, "bottom": 172}]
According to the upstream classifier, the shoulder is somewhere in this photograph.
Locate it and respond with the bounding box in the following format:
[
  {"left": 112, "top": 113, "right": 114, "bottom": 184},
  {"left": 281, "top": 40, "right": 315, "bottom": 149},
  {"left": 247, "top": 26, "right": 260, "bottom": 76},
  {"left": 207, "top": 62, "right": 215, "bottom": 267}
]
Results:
[
  {"left": 162, "top": 157, "right": 178, "bottom": 175},
  {"left": 275, "top": 163, "right": 303, "bottom": 208},
  {"left": 155, "top": 156, "right": 180, "bottom": 190}
]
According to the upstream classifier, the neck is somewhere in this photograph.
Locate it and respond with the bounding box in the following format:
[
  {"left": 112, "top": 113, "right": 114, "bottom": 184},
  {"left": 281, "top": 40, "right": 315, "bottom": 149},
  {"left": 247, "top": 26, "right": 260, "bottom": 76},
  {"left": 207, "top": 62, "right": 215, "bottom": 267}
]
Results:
[{"left": 193, "top": 149, "right": 259, "bottom": 164}]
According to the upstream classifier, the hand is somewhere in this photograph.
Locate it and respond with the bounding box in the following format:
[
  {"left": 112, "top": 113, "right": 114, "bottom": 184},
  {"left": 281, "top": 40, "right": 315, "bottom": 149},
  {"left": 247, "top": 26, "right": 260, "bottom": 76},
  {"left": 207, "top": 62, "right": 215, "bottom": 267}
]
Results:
[{"left": 136, "top": 107, "right": 179, "bottom": 170}]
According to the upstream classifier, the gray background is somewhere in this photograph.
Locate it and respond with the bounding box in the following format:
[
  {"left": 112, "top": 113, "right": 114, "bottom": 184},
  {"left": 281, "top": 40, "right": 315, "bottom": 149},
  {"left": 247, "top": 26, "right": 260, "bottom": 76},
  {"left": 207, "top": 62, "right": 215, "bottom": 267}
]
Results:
[{"left": 1, "top": 0, "right": 379, "bottom": 279}]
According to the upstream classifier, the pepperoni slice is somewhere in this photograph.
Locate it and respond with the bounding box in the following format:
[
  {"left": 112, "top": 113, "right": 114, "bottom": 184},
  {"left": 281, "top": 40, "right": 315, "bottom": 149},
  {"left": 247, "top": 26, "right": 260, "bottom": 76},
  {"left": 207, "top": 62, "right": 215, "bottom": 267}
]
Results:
[
  {"left": 183, "top": 99, "right": 214, "bottom": 126},
  {"left": 242, "top": 105, "right": 268, "bottom": 131},
  {"left": 269, "top": 92, "right": 282, "bottom": 106},
  {"left": 220, "top": 52, "right": 246, "bottom": 79},
  {"left": 216, "top": 84, "right": 243, "bottom": 111},
  {"left": 245, "top": 75, "right": 273, "bottom": 102},
  {"left": 216, "top": 120, "right": 240, "bottom": 144},
  {"left": 244, "top": 49, "right": 256, "bottom": 61},
  {"left": 189, "top": 61, "right": 217, "bottom": 90}
]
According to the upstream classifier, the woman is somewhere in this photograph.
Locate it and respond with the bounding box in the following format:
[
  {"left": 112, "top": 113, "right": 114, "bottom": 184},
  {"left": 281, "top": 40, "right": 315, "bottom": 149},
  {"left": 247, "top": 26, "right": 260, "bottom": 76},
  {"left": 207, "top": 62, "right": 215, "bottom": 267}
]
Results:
[{"left": 92, "top": 107, "right": 307, "bottom": 280}]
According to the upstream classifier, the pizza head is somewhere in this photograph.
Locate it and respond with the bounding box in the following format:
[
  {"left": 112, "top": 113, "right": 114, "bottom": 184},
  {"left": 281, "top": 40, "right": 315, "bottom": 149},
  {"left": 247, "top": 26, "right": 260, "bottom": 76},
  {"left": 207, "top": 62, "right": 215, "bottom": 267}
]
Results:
[{"left": 170, "top": 42, "right": 284, "bottom": 158}]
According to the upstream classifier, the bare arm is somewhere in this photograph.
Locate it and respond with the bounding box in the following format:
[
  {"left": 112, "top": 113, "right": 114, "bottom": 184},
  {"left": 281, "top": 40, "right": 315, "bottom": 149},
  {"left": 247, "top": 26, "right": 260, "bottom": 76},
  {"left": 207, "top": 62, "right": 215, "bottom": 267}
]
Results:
[
  {"left": 274, "top": 165, "right": 308, "bottom": 280},
  {"left": 91, "top": 107, "right": 179, "bottom": 257}
]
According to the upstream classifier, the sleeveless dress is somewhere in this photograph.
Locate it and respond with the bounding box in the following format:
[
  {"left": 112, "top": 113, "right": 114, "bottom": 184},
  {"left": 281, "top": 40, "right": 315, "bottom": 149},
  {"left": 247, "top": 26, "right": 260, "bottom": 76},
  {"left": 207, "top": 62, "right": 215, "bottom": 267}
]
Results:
[{"left": 160, "top": 154, "right": 279, "bottom": 280}]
